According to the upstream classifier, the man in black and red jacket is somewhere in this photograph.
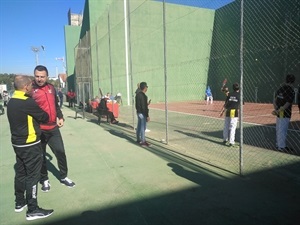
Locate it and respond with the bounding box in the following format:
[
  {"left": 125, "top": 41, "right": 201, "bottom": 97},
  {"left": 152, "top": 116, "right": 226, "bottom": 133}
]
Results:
[{"left": 32, "top": 65, "right": 75, "bottom": 192}]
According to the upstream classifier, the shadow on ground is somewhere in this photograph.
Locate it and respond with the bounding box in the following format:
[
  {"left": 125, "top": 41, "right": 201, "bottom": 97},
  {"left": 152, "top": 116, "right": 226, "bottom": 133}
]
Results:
[
  {"left": 177, "top": 124, "right": 300, "bottom": 156},
  {"left": 43, "top": 153, "right": 300, "bottom": 225},
  {"left": 41, "top": 116, "right": 299, "bottom": 225},
  {"left": 51, "top": 107, "right": 299, "bottom": 224},
  {"left": 45, "top": 152, "right": 61, "bottom": 181}
]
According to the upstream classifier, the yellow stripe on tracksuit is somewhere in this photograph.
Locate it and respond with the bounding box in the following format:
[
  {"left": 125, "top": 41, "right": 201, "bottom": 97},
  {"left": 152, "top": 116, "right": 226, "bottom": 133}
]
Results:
[
  {"left": 12, "top": 91, "right": 37, "bottom": 143},
  {"left": 230, "top": 109, "right": 236, "bottom": 118},
  {"left": 26, "top": 115, "right": 37, "bottom": 143},
  {"left": 279, "top": 110, "right": 284, "bottom": 118},
  {"left": 12, "top": 90, "right": 28, "bottom": 100}
]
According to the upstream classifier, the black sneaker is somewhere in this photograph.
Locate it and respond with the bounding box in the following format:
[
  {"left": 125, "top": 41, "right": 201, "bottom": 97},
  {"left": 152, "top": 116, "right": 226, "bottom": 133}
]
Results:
[
  {"left": 277, "top": 147, "right": 294, "bottom": 153},
  {"left": 286, "top": 147, "right": 294, "bottom": 152},
  {"left": 60, "top": 177, "right": 75, "bottom": 188},
  {"left": 26, "top": 207, "right": 54, "bottom": 221},
  {"left": 228, "top": 143, "right": 238, "bottom": 148},
  {"left": 15, "top": 203, "right": 27, "bottom": 213},
  {"left": 41, "top": 180, "right": 50, "bottom": 192}
]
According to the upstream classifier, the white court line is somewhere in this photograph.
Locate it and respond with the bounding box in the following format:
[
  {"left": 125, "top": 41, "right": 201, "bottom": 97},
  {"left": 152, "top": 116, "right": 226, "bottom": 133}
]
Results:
[
  {"left": 151, "top": 108, "right": 300, "bottom": 133},
  {"left": 243, "top": 114, "right": 272, "bottom": 118}
]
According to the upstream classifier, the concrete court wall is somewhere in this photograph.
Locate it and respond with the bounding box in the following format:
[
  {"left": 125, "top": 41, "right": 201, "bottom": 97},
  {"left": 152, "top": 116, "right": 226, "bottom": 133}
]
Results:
[
  {"left": 208, "top": 0, "right": 300, "bottom": 102},
  {"left": 67, "top": 0, "right": 300, "bottom": 104},
  {"left": 88, "top": 0, "right": 215, "bottom": 104}
]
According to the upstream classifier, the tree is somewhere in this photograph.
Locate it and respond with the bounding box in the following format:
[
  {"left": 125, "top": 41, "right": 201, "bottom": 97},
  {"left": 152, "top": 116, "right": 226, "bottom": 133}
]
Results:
[
  {"left": 0, "top": 73, "right": 15, "bottom": 90},
  {"left": 0, "top": 73, "right": 60, "bottom": 90}
]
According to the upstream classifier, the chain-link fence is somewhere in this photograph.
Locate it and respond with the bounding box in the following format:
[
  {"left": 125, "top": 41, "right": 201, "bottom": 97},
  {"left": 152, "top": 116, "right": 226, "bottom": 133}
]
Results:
[
  {"left": 74, "top": 0, "right": 300, "bottom": 175},
  {"left": 74, "top": 31, "right": 92, "bottom": 116}
]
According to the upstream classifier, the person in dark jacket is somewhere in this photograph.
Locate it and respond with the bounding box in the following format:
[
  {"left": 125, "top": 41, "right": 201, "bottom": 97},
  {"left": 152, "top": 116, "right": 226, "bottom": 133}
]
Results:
[
  {"left": 272, "top": 74, "right": 295, "bottom": 152},
  {"left": 32, "top": 65, "right": 75, "bottom": 192},
  {"left": 57, "top": 88, "right": 64, "bottom": 108},
  {"left": 135, "top": 82, "right": 150, "bottom": 147},
  {"left": 97, "top": 97, "right": 118, "bottom": 124},
  {"left": 7, "top": 75, "right": 53, "bottom": 221},
  {"left": 219, "top": 83, "right": 240, "bottom": 147}
]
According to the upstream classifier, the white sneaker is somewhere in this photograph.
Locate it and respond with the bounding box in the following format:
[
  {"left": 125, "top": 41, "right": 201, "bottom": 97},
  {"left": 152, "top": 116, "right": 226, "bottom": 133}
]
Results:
[
  {"left": 41, "top": 180, "right": 50, "bottom": 192},
  {"left": 60, "top": 177, "right": 75, "bottom": 188},
  {"left": 145, "top": 129, "right": 150, "bottom": 132}
]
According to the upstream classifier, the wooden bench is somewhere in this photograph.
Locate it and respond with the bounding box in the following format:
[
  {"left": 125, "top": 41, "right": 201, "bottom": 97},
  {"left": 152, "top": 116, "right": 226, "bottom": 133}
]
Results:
[{"left": 93, "top": 109, "right": 109, "bottom": 124}]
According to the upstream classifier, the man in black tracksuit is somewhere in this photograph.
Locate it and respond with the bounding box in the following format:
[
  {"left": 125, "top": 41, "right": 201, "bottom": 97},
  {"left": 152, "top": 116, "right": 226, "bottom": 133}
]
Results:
[{"left": 7, "top": 75, "right": 53, "bottom": 221}]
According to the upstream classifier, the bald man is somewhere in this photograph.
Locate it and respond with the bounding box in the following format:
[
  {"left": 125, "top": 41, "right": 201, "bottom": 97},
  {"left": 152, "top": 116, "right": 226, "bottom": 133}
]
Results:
[{"left": 7, "top": 75, "right": 53, "bottom": 221}]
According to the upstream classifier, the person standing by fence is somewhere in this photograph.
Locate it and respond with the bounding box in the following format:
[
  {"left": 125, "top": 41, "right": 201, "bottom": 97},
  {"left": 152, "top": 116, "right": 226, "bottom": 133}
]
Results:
[
  {"left": 219, "top": 83, "right": 240, "bottom": 147},
  {"left": 135, "top": 82, "right": 150, "bottom": 147},
  {"left": 272, "top": 74, "right": 295, "bottom": 152}
]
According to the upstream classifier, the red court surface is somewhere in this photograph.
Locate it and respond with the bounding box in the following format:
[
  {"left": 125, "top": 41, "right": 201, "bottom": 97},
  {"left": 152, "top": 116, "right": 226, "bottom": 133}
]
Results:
[{"left": 150, "top": 101, "right": 300, "bottom": 129}]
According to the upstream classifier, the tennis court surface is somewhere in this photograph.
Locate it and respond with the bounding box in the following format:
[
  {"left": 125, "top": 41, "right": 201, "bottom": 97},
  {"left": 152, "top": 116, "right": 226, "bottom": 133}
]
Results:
[{"left": 0, "top": 104, "right": 299, "bottom": 225}]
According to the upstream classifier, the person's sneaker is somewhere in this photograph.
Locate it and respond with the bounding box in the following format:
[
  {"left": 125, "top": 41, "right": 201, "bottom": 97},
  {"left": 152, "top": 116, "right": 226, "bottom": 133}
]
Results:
[
  {"left": 140, "top": 141, "right": 150, "bottom": 147},
  {"left": 26, "top": 207, "right": 54, "bottom": 221},
  {"left": 228, "top": 143, "right": 238, "bottom": 148},
  {"left": 60, "top": 177, "right": 75, "bottom": 188},
  {"left": 277, "top": 147, "right": 294, "bottom": 153},
  {"left": 286, "top": 147, "right": 294, "bottom": 152},
  {"left": 111, "top": 120, "right": 119, "bottom": 124},
  {"left": 15, "top": 203, "right": 27, "bottom": 213},
  {"left": 41, "top": 180, "right": 50, "bottom": 192},
  {"left": 145, "top": 129, "right": 150, "bottom": 132}
]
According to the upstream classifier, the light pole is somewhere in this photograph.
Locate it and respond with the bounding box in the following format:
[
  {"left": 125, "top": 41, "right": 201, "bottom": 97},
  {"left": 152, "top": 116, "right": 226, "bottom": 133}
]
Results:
[
  {"left": 31, "top": 46, "right": 40, "bottom": 65},
  {"left": 55, "top": 57, "right": 66, "bottom": 88},
  {"left": 41, "top": 45, "right": 46, "bottom": 65},
  {"left": 55, "top": 57, "right": 66, "bottom": 72}
]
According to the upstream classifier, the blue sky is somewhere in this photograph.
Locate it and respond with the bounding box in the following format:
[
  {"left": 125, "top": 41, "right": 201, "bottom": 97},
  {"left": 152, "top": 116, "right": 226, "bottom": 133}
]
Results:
[
  {"left": 0, "top": 0, "right": 85, "bottom": 77},
  {"left": 0, "top": 0, "right": 234, "bottom": 77}
]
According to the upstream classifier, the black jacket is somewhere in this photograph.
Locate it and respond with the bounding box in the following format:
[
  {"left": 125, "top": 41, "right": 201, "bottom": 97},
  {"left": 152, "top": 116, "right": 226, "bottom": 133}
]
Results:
[
  {"left": 224, "top": 91, "right": 240, "bottom": 117},
  {"left": 7, "top": 90, "right": 49, "bottom": 147},
  {"left": 275, "top": 84, "right": 294, "bottom": 118},
  {"left": 97, "top": 98, "right": 108, "bottom": 112},
  {"left": 135, "top": 91, "right": 149, "bottom": 117}
]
